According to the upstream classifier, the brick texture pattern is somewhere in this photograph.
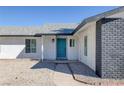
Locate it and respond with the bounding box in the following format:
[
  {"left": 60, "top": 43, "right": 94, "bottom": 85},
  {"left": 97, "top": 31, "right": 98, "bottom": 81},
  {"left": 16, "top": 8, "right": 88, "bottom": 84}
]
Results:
[{"left": 96, "top": 18, "right": 124, "bottom": 79}]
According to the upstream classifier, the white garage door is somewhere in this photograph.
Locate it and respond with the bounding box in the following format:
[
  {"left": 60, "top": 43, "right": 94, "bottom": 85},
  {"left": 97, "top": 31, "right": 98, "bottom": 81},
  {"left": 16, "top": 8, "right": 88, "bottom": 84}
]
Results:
[{"left": 0, "top": 37, "right": 25, "bottom": 59}]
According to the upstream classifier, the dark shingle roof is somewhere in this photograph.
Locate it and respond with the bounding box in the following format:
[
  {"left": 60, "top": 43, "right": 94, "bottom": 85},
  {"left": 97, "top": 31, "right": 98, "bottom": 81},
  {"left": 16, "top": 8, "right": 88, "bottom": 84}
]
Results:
[
  {"left": 0, "top": 24, "right": 78, "bottom": 36},
  {"left": 41, "top": 24, "right": 78, "bottom": 35},
  {"left": 0, "top": 26, "right": 42, "bottom": 36}
]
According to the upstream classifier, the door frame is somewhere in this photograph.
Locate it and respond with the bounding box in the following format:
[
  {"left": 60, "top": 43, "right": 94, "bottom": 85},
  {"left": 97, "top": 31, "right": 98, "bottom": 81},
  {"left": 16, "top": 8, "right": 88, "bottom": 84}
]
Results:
[{"left": 56, "top": 38, "right": 67, "bottom": 60}]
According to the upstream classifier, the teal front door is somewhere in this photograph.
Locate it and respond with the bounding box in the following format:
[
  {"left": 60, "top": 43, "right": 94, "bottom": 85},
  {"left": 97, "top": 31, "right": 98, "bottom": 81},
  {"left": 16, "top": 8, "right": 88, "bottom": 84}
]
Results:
[{"left": 57, "top": 38, "right": 66, "bottom": 59}]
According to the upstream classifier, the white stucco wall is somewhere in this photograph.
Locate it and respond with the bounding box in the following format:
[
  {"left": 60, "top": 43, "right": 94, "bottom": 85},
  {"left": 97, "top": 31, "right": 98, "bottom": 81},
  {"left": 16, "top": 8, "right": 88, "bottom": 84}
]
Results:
[
  {"left": 67, "top": 36, "right": 78, "bottom": 60},
  {"left": 43, "top": 35, "right": 56, "bottom": 60},
  {"left": 0, "top": 35, "right": 78, "bottom": 60},
  {"left": 0, "top": 36, "right": 57, "bottom": 60},
  {"left": 75, "top": 22, "right": 96, "bottom": 71},
  {"left": 0, "top": 37, "right": 42, "bottom": 59}
]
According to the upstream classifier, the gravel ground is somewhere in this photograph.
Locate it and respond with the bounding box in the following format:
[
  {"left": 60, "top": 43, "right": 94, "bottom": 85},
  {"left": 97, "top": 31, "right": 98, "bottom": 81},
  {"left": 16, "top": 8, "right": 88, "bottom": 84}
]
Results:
[
  {"left": 69, "top": 62, "right": 124, "bottom": 86},
  {"left": 0, "top": 59, "right": 87, "bottom": 86},
  {"left": 2, "top": 59, "right": 123, "bottom": 86},
  {"left": 0, "top": 59, "right": 56, "bottom": 86}
]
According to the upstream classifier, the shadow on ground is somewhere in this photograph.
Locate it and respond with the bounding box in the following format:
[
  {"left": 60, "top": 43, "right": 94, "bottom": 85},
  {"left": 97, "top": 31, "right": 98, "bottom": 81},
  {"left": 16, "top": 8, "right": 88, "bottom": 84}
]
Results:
[
  {"left": 69, "top": 62, "right": 98, "bottom": 78},
  {"left": 31, "top": 60, "right": 124, "bottom": 86},
  {"left": 31, "top": 60, "right": 98, "bottom": 78}
]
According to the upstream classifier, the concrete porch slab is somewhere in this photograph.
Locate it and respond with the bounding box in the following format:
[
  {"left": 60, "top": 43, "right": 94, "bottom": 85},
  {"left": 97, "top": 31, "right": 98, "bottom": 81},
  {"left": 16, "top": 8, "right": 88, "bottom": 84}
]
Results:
[{"left": 42, "top": 60, "right": 78, "bottom": 63}]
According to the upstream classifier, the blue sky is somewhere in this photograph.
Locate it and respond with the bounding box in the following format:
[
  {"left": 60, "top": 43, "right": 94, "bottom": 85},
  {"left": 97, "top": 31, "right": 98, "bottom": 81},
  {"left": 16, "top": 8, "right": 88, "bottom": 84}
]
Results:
[{"left": 0, "top": 6, "right": 118, "bottom": 26}]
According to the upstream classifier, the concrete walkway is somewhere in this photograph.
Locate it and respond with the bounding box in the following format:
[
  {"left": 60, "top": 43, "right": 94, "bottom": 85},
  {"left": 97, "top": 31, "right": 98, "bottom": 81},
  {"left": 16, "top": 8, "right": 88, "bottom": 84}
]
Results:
[{"left": 53, "top": 64, "right": 86, "bottom": 86}]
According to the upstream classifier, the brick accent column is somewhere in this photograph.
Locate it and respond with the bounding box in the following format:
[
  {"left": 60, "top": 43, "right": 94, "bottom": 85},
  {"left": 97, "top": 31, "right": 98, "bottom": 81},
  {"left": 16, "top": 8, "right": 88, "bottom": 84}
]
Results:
[{"left": 96, "top": 18, "right": 124, "bottom": 79}]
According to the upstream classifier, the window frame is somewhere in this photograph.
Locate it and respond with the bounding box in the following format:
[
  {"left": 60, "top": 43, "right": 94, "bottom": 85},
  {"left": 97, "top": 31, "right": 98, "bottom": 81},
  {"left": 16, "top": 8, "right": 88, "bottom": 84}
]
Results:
[
  {"left": 25, "top": 39, "right": 36, "bottom": 53},
  {"left": 70, "top": 39, "right": 75, "bottom": 47},
  {"left": 84, "top": 36, "right": 88, "bottom": 56}
]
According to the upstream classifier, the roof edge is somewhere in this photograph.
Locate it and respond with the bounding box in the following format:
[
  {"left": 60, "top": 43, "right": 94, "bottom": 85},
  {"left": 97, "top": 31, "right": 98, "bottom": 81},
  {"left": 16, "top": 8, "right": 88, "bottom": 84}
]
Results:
[{"left": 72, "top": 6, "right": 124, "bottom": 34}]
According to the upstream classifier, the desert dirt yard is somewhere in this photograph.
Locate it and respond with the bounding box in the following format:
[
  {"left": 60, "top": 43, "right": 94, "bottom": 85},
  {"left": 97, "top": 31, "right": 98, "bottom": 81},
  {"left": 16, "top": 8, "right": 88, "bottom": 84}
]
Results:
[
  {"left": 0, "top": 59, "right": 86, "bottom": 86},
  {"left": 0, "top": 59, "right": 124, "bottom": 86}
]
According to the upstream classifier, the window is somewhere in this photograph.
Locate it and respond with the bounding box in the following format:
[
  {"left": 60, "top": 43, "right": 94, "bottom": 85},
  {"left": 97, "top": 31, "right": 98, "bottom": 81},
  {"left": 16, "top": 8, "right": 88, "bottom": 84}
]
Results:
[
  {"left": 25, "top": 39, "right": 36, "bottom": 53},
  {"left": 70, "top": 39, "right": 75, "bottom": 47},
  {"left": 84, "top": 36, "right": 87, "bottom": 56}
]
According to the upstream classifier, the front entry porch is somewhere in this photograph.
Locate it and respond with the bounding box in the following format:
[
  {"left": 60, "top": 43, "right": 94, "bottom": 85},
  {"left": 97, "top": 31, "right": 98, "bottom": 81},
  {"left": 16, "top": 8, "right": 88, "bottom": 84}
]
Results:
[{"left": 40, "top": 35, "right": 78, "bottom": 61}]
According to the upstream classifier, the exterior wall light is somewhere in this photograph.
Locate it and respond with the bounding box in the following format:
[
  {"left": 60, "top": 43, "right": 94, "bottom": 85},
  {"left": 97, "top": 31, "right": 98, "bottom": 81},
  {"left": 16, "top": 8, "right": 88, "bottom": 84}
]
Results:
[{"left": 52, "top": 38, "right": 55, "bottom": 42}]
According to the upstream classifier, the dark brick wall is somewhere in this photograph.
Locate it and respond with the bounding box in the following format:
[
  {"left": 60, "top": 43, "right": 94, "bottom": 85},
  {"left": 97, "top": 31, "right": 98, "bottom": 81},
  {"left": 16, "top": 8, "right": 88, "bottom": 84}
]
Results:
[{"left": 96, "top": 18, "right": 124, "bottom": 79}]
